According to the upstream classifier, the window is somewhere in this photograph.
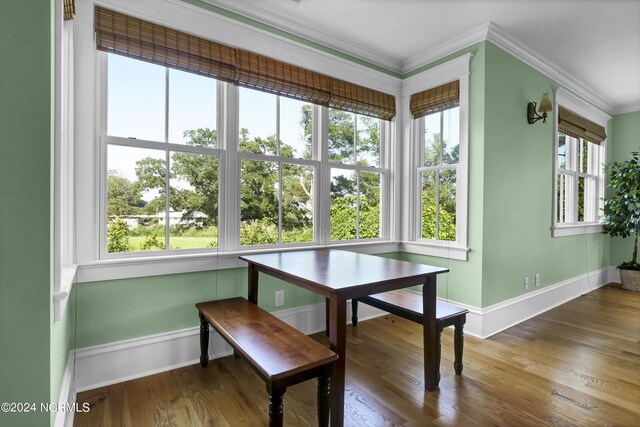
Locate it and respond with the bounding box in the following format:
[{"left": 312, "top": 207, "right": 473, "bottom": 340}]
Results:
[
  {"left": 418, "top": 107, "right": 459, "bottom": 241},
  {"left": 553, "top": 88, "right": 609, "bottom": 237},
  {"left": 556, "top": 135, "right": 601, "bottom": 224},
  {"left": 329, "top": 110, "right": 384, "bottom": 241},
  {"left": 406, "top": 58, "right": 471, "bottom": 261},
  {"left": 239, "top": 88, "right": 316, "bottom": 246},
  {"left": 103, "top": 54, "right": 221, "bottom": 255},
  {"left": 99, "top": 54, "right": 388, "bottom": 257}
]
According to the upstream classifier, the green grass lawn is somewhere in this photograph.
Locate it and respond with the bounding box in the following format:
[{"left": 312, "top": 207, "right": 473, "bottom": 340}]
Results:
[{"left": 129, "top": 236, "right": 217, "bottom": 251}]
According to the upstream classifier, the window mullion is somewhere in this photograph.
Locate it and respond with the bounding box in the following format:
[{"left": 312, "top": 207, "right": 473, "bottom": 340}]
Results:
[{"left": 164, "top": 68, "right": 170, "bottom": 250}]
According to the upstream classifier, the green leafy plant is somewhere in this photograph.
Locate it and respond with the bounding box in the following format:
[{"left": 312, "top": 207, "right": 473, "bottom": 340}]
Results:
[{"left": 602, "top": 149, "right": 640, "bottom": 271}]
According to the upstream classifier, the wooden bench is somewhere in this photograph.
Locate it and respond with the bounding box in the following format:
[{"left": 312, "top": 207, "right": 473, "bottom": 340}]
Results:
[
  {"left": 351, "top": 289, "right": 468, "bottom": 385},
  {"left": 196, "top": 297, "right": 337, "bottom": 427}
]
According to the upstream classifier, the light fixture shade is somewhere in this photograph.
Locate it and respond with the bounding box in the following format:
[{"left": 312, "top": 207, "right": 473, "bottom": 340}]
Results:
[{"left": 538, "top": 92, "right": 552, "bottom": 114}]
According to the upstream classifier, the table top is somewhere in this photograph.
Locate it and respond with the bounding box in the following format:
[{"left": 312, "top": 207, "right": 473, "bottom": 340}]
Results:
[{"left": 240, "top": 249, "right": 448, "bottom": 295}]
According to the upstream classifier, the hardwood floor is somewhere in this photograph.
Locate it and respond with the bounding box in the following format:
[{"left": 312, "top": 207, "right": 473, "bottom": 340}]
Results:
[{"left": 74, "top": 285, "right": 640, "bottom": 426}]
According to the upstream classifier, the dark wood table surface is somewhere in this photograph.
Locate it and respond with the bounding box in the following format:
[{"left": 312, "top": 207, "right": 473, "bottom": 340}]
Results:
[{"left": 239, "top": 249, "right": 449, "bottom": 427}]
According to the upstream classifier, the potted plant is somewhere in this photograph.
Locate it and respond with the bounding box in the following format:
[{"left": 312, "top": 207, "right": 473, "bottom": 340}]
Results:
[{"left": 602, "top": 149, "right": 640, "bottom": 291}]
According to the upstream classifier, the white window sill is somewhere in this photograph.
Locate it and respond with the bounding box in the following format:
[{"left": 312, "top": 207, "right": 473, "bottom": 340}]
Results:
[
  {"left": 76, "top": 240, "right": 400, "bottom": 283},
  {"left": 399, "top": 241, "right": 469, "bottom": 261},
  {"left": 54, "top": 264, "right": 78, "bottom": 321},
  {"left": 551, "top": 223, "right": 603, "bottom": 237}
]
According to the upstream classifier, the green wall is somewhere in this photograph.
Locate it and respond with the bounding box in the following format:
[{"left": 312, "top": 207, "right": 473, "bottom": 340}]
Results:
[
  {"left": 75, "top": 269, "right": 324, "bottom": 348},
  {"left": 609, "top": 112, "right": 640, "bottom": 267},
  {"left": 0, "top": 1, "right": 54, "bottom": 426},
  {"left": 480, "top": 42, "right": 611, "bottom": 306}
]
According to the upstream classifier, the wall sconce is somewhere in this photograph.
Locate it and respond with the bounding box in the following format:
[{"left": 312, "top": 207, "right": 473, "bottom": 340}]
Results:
[{"left": 527, "top": 92, "right": 552, "bottom": 124}]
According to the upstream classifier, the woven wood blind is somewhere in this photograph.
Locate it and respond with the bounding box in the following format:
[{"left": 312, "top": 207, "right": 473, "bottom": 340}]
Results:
[
  {"left": 94, "top": 7, "right": 395, "bottom": 120},
  {"left": 63, "top": 0, "right": 75, "bottom": 21},
  {"left": 410, "top": 80, "right": 459, "bottom": 119},
  {"left": 558, "top": 107, "right": 607, "bottom": 144}
]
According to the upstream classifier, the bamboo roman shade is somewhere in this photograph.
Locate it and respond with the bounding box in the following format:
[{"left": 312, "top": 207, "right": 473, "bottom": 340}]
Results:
[
  {"left": 558, "top": 107, "right": 607, "bottom": 144},
  {"left": 63, "top": 0, "right": 75, "bottom": 20},
  {"left": 410, "top": 80, "right": 459, "bottom": 119},
  {"left": 94, "top": 7, "right": 395, "bottom": 120}
]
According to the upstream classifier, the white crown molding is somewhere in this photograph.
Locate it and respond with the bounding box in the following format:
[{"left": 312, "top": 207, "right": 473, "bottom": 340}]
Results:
[
  {"left": 401, "top": 22, "right": 489, "bottom": 75},
  {"left": 200, "top": 0, "right": 402, "bottom": 73},
  {"left": 486, "top": 21, "right": 615, "bottom": 115}
]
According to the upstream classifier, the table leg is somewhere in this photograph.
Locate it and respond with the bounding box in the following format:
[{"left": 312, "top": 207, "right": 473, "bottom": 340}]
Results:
[
  {"left": 423, "top": 275, "right": 438, "bottom": 391},
  {"left": 328, "top": 296, "right": 346, "bottom": 427},
  {"left": 248, "top": 263, "right": 259, "bottom": 305}
]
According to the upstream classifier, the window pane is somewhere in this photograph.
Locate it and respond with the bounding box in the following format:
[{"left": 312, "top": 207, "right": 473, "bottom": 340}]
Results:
[
  {"left": 421, "top": 170, "right": 437, "bottom": 239},
  {"left": 169, "top": 153, "right": 218, "bottom": 249},
  {"left": 107, "top": 145, "right": 166, "bottom": 253},
  {"left": 168, "top": 69, "right": 217, "bottom": 146},
  {"left": 359, "top": 172, "right": 381, "bottom": 238},
  {"left": 577, "top": 175, "right": 585, "bottom": 222},
  {"left": 439, "top": 170, "right": 456, "bottom": 241},
  {"left": 424, "top": 112, "right": 441, "bottom": 167},
  {"left": 584, "top": 176, "right": 597, "bottom": 222},
  {"left": 107, "top": 54, "right": 165, "bottom": 142},
  {"left": 558, "top": 133, "right": 567, "bottom": 169},
  {"left": 586, "top": 140, "right": 599, "bottom": 175},
  {"left": 280, "top": 97, "right": 312, "bottom": 159},
  {"left": 557, "top": 173, "right": 568, "bottom": 224},
  {"left": 579, "top": 139, "right": 589, "bottom": 174},
  {"left": 330, "top": 169, "right": 357, "bottom": 240},
  {"left": 328, "top": 109, "right": 355, "bottom": 164},
  {"left": 442, "top": 107, "right": 460, "bottom": 165},
  {"left": 240, "top": 159, "right": 279, "bottom": 245},
  {"left": 239, "top": 88, "right": 277, "bottom": 154},
  {"left": 282, "top": 164, "right": 314, "bottom": 243},
  {"left": 356, "top": 115, "right": 380, "bottom": 167}
]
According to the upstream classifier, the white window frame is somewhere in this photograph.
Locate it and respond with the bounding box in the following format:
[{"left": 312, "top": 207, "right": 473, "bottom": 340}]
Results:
[
  {"left": 326, "top": 110, "right": 388, "bottom": 243},
  {"left": 98, "top": 53, "right": 224, "bottom": 259},
  {"left": 73, "top": 0, "right": 398, "bottom": 282},
  {"left": 401, "top": 54, "right": 472, "bottom": 261},
  {"left": 53, "top": 0, "right": 77, "bottom": 321},
  {"left": 552, "top": 87, "right": 610, "bottom": 237}
]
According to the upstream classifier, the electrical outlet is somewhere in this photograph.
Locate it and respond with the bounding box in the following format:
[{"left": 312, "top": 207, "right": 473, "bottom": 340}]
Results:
[
  {"left": 275, "top": 290, "right": 285, "bottom": 307},
  {"left": 524, "top": 277, "right": 529, "bottom": 290},
  {"left": 535, "top": 274, "right": 540, "bottom": 287}
]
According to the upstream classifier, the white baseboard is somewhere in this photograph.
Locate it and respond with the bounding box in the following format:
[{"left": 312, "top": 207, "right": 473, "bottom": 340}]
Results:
[
  {"left": 54, "top": 352, "right": 76, "bottom": 427},
  {"left": 464, "top": 266, "right": 616, "bottom": 339},
  {"left": 73, "top": 266, "right": 615, "bottom": 391},
  {"left": 74, "top": 301, "right": 385, "bottom": 392}
]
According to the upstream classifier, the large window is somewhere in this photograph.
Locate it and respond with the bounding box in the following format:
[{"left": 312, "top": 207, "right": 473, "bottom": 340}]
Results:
[
  {"left": 407, "top": 62, "right": 470, "bottom": 261},
  {"left": 104, "top": 54, "right": 220, "bottom": 254},
  {"left": 553, "top": 89, "right": 609, "bottom": 237},
  {"left": 329, "top": 109, "right": 384, "bottom": 241},
  {"left": 418, "top": 107, "right": 459, "bottom": 241},
  {"left": 239, "top": 89, "right": 315, "bottom": 246},
  {"left": 556, "top": 134, "right": 601, "bottom": 224},
  {"left": 100, "top": 54, "right": 387, "bottom": 257}
]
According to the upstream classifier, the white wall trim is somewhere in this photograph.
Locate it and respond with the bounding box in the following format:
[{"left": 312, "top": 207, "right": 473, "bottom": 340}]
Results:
[
  {"left": 54, "top": 352, "right": 77, "bottom": 427},
  {"left": 486, "top": 21, "right": 615, "bottom": 115},
  {"left": 73, "top": 301, "right": 385, "bottom": 392},
  {"left": 76, "top": 241, "right": 399, "bottom": 282},
  {"left": 399, "top": 241, "right": 469, "bottom": 261},
  {"left": 72, "top": 266, "right": 616, "bottom": 391},
  {"left": 471, "top": 266, "right": 616, "bottom": 338}
]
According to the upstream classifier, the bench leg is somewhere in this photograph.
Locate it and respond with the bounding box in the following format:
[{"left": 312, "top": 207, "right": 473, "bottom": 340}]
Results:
[
  {"left": 325, "top": 297, "right": 330, "bottom": 336},
  {"left": 351, "top": 299, "right": 359, "bottom": 326},
  {"left": 199, "top": 312, "right": 209, "bottom": 368},
  {"left": 454, "top": 318, "right": 465, "bottom": 375},
  {"left": 267, "top": 385, "right": 285, "bottom": 427},
  {"left": 317, "top": 371, "right": 331, "bottom": 427}
]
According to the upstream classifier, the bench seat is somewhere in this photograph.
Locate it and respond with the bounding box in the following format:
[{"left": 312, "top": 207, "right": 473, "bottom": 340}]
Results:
[
  {"left": 197, "top": 297, "right": 337, "bottom": 427},
  {"left": 352, "top": 289, "right": 468, "bottom": 384}
]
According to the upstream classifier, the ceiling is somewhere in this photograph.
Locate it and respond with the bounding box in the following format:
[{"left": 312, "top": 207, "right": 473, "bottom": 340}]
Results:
[{"left": 204, "top": 0, "right": 640, "bottom": 115}]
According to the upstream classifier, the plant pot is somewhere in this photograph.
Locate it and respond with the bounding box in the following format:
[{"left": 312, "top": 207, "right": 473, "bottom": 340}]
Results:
[{"left": 619, "top": 269, "right": 640, "bottom": 291}]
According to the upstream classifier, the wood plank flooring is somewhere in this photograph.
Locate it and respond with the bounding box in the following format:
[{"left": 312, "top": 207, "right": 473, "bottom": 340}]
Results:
[{"left": 74, "top": 285, "right": 640, "bottom": 426}]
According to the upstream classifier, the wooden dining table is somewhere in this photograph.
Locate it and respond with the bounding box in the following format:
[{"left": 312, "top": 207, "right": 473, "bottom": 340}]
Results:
[{"left": 239, "top": 249, "right": 449, "bottom": 426}]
